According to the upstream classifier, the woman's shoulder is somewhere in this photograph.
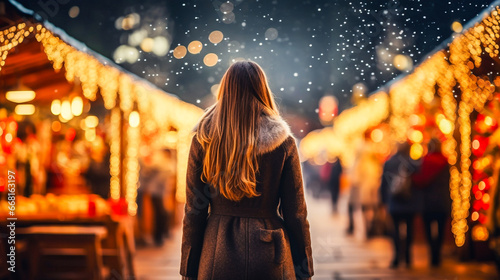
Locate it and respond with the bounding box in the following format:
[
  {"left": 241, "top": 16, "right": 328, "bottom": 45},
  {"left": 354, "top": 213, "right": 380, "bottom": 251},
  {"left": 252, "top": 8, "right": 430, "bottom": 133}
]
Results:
[{"left": 256, "top": 114, "right": 293, "bottom": 155}]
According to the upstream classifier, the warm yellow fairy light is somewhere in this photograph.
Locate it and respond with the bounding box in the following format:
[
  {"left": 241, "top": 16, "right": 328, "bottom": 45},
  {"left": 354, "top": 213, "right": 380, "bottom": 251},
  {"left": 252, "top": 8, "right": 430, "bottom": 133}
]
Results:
[
  {"left": 125, "top": 120, "right": 140, "bottom": 216},
  {"left": 51, "top": 99, "right": 61, "bottom": 115},
  {"left": 299, "top": 4, "right": 500, "bottom": 248},
  {"left": 0, "top": 22, "right": 35, "bottom": 71},
  {"left": 60, "top": 100, "right": 73, "bottom": 121},
  {"left": 109, "top": 108, "right": 121, "bottom": 200},
  {"left": 71, "top": 96, "right": 83, "bottom": 116},
  {"left": 438, "top": 118, "right": 453, "bottom": 135},
  {"left": 6, "top": 90, "right": 35, "bottom": 103},
  {"left": 209, "top": 30, "right": 224, "bottom": 44},
  {"left": 187, "top": 40, "right": 203, "bottom": 54},
  {"left": 203, "top": 53, "right": 218, "bottom": 67},
  {"left": 173, "top": 45, "right": 187, "bottom": 59},
  {"left": 85, "top": 115, "right": 99, "bottom": 128},
  {"left": 471, "top": 211, "right": 479, "bottom": 221},
  {"left": 410, "top": 143, "right": 423, "bottom": 160},
  {"left": 85, "top": 127, "right": 96, "bottom": 142},
  {"left": 14, "top": 104, "right": 35, "bottom": 115},
  {"left": 408, "top": 129, "right": 423, "bottom": 143},
  {"left": 128, "top": 110, "right": 140, "bottom": 128},
  {"left": 370, "top": 129, "right": 383, "bottom": 143},
  {"left": 452, "top": 21, "right": 463, "bottom": 33},
  {"left": 2, "top": 20, "right": 204, "bottom": 208},
  {"left": 49, "top": 123, "right": 60, "bottom": 134},
  {"left": 471, "top": 225, "right": 489, "bottom": 242},
  {"left": 479, "top": 180, "right": 486, "bottom": 190}
]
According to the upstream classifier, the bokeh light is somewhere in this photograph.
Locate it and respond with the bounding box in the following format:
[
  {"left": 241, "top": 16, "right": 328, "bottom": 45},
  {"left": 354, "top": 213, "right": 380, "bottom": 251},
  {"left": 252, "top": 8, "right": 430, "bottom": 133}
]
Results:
[
  {"left": 68, "top": 6, "right": 80, "bottom": 18},
  {"left": 265, "top": 28, "right": 278, "bottom": 40},
  {"left": 471, "top": 225, "right": 489, "bottom": 241},
  {"left": 173, "top": 45, "right": 187, "bottom": 59},
  {"left": 393, "top": 54, "right": 413, "bottom": 71},
  {"left": 203, "top": 53, "right": 218, "bottom": 67},
  {"left": 128, "top": 29, "right": 147, "bottom": 47},
  {"left": 188, "top": 40, "right": 203, "bottom": 54},
  {"left": 209, "top": 30, "right": 224, "bottom": 44},
  {"left": 208, "top": 30, "right": 224, "bottom": 44},
  {"left": 370, "top": 129, "right": 384, "bottom": 143},
  {"left": 140, "top": 38, "right": 154, "bottom": 52},
  {"left": 152, "top": 36, "right": 170, "bottom": 56},
  {"left": 211, "top": 84, "right": 220, "bottom": 96},
  {"left": 220, "top": 2, "right": 234, "bottom": 14},
  {"left": 410, "top": 143, "right": 424, "bottom": 160},
  {"left": 452, "top": 21, "right": 463, "bottom": 33},
  {"left": 113, "top": 45, "right": 139, "bottom": 64}
]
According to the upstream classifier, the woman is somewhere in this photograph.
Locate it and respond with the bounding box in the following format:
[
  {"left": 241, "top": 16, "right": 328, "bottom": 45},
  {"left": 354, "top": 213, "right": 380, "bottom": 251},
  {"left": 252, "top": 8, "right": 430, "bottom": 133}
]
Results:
[{"left": 180, "top": 61, "right": 314, "bottom": 280}]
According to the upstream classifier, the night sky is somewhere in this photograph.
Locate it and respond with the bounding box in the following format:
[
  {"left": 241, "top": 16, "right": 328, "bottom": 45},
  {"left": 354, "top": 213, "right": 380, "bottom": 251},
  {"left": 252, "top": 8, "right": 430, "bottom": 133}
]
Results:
[{"left": 14, "top": 0, "right": 494, "bottom": 135}]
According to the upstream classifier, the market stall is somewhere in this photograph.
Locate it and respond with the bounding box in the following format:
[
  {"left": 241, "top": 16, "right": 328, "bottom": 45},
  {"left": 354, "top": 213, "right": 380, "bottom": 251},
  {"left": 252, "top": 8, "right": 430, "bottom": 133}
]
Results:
[
  {"left": 300, "top": 0, "right": 500, "bottom": 257},
  {"left": 0, "top": 1, "right": 202, "bottom": 277}
]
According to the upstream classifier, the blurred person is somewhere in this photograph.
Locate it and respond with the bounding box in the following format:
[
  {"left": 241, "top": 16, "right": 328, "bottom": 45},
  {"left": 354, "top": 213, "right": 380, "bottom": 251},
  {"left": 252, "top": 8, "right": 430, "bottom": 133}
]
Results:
[
  {"left": 380, "top": 142, "right": 421, "bottom": 268},
  {"left": 487, "top": 154, "right": 500, "bottom": 274},
  {"left": 139, "top": 151, "right": 169, "bottom": 246},
  {"left": 15, "top": 121, "right": 42, "bottom": 197},
  {"left": 162, "top": 149, "right": 177, "bottom": 230},
  {"left": 347, "top": 149, "right": 382, "bottom": 237},
  {"left": 302, "top": 160, "right": 323, "bottom": 198},
  {"left": 320, "top": 161, "right": 333, "bottom": 195},
  {"left": 181, "top": 61, "right": 313, "bottom": 280},
  {"left": 412, "top": 138, "right": 450, "bottom": 267},
  {"left": 328, "top": 158, "right": 343, "bottom": 213},
  {"left": 84, "top": 137, "right": 111, "bottom": 199}
]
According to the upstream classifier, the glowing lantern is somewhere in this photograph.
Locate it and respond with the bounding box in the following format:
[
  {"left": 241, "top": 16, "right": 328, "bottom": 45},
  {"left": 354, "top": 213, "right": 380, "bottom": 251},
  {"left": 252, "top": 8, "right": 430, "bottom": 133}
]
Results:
[
  {"left": 318, "top": 95, "right": 338, "bottom": 124},
  {"left": 410, "top": 143, "right": 423, "bottom": 160},
  {"left": 71, "top": 96, "right": 83, "bottom": 116},
  {"left": 129, "top": 111, "right": 140, "bottom": 128},
  {"left": 61, "top": 100, "right": 73, "bottom": 121},
  {"left": 51, "top": 99, "right": 61, "bottom": 115}
]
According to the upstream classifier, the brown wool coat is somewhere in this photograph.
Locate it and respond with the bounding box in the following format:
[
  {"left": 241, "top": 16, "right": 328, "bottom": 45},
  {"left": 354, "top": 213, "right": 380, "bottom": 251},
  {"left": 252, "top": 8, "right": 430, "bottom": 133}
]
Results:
[{"left": 180, "top": 114, "right": 314, "bottom": 280}]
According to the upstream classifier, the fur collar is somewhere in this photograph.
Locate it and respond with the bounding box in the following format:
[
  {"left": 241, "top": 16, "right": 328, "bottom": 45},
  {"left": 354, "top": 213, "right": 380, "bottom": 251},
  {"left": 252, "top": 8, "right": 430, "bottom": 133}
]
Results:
[
  {"left": 194, "top": 112, "right": 292, "bottom": 155},
  {"left": 256, "top": 114, "right": 291, "bottom": 154}
]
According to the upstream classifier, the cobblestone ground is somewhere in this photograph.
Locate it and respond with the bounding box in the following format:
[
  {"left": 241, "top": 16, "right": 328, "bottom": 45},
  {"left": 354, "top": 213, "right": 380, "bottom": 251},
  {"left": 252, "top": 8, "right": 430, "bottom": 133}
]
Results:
[{"left": 135, "top": 194, "right": 498, "bottom": 280}]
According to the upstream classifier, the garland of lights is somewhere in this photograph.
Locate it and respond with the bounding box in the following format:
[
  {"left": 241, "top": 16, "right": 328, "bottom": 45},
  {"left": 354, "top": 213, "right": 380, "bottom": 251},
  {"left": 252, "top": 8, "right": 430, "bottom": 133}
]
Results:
[
  {"left": 126, "top": 113, "right": 140, "bottom": 216},
  {"left": 109, "top": 107, "right": 122, "bottom": 200},
  {"left": 0, "top": 23, "right": 35, "bottom": 71},
  {"left": 1, "top": 21, "right": 203, "bottom": 210},
  {"left": 299, "top": 5, "right": 500, "bottom": 247}
]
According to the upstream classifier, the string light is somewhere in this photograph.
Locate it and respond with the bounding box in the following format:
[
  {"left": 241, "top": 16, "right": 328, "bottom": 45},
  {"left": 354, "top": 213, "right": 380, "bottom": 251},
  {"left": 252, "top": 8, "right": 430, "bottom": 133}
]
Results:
[
  {"left": 30, "top": 24, "right": 204, "bottom": 203},
  {"left": 109, "top": 107, "right": 121, "bottom": 200},
  {"left": 300, "top": 4, "right": 500, "bottom": 247},
  {"left": 126, "top": 111, "right": 140, "bottom": 216}
]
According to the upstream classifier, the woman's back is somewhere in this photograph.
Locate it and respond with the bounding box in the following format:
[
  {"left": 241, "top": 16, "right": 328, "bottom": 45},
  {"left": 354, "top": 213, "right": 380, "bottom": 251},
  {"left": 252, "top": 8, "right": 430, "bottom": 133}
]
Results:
[{"left": 180, "top": 114, "right": 313, "bottom": 280}]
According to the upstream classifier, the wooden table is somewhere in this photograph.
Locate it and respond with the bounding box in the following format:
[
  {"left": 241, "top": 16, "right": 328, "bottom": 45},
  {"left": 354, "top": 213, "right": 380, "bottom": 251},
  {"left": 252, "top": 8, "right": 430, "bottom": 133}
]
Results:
[
  {"left": 0, "top": 215, "right": 135, "bottom": 279},
  {"left": 18, "top": 226, "right": 107, "bottom": 280}
]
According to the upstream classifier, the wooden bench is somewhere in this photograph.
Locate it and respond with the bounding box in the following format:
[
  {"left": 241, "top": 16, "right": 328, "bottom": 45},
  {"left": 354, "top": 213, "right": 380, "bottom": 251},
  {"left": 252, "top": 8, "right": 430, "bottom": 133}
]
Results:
[{"left": 18, "top": 226, "right": 108, "bottom": 280}]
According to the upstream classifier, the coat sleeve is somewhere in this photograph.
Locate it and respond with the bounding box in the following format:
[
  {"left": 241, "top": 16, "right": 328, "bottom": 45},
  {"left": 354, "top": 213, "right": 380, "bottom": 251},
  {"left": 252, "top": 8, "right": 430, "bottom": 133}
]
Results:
[
  {"left": 279, "top": 137, "right": 314, "bottom": 279},
  {"left": 180, "top": 136, "right": 209, "bottom": 278}
]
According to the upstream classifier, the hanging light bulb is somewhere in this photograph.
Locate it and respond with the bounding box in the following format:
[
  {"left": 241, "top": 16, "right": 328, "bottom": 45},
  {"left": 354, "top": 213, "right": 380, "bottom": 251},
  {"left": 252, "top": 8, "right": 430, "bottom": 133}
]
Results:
[
  {"left": 6, "top": 90, "right": 36, "bottom": 103},
  {"left": 71, "top": 96, "right": 83, "bottom": 116},
  {"left": 14, "top": 104, "right": 35, "bottom": 115},
  {"left": 61, "top": 100, "right": 73, "bottom": 121},
  {"left": 51, "top": 99, "right": 61, "bottom": 115},
  {"left": 6, "top": 82, "right": 36, "bottom": 103},
  {"left": 129, "top": 111, "right": 140, "bottom": 128},
  {"left": 85, "top": 116, "right": 99, "bottom": 128}
]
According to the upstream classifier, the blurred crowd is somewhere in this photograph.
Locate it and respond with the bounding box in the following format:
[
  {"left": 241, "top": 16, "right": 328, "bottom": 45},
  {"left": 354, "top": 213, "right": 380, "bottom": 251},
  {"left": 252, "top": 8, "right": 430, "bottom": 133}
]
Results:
[{"left": 304, "top": 138, "right": 451, "bottom": 269}]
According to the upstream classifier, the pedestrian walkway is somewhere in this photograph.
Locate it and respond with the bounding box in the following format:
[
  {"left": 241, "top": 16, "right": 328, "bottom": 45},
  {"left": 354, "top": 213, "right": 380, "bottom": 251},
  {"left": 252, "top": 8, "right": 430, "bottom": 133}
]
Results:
[{"left": 135, "top": 195, "right": 498, "bottom": 280}]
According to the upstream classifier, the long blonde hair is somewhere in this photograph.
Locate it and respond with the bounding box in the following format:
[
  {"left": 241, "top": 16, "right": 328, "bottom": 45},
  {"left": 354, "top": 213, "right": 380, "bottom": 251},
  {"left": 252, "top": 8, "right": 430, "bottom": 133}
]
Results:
[{"left": 196, "top": 61, "right": 279, "bottom": 201}]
